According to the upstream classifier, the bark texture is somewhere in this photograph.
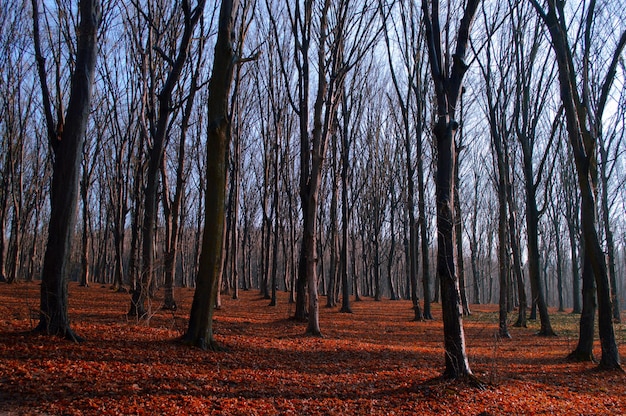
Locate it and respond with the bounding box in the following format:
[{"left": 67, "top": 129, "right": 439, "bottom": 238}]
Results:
[
  {"left": 33, "top": 0, "right": 101, "bottom": 341},
  {"left": 183, "top": 0, "right": 236, "bottom": 350}
]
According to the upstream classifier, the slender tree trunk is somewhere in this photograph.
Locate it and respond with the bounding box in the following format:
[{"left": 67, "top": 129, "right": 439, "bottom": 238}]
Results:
[
  {"left": 566, "top": 193, "right": 582, "bottom": 314},
  {"left": 79, "top": 182, "right": 90, "bottom": 287},
  {"left": 469, "top": 176, "right": 480, "bottom": 305},
  {"left": 551, "top": 211, "right": 565, "bottom": 312},
  {"left": 532, "top": 0, "right": 622, "bottom": 370},
  {"left": 416, "top": 112, "right": 431, "bottom": 319},
  {"left": 340, "top": 102, "right": 352, "bottom": 313},
  {"left": 523, "top": 163, "right": 555, "bottom": 335},
  {"left": 454, "top": 148, "right": 470, "bottom": 316},
  {"left": 327, "top": 132, "right": 340, "bottom": 307},
  {"left": 0, "top": 198, "right": 6, "bottom": 282},
  {"left": 491, "top": 125, "right": 511, "bottom": 338},
  {"left": 387, "top": 182, "right": 398, "bottom": 301},
  {"left": 269, "top": 136, "right": 280, "bottom": 306},
  {"left": 599, "top": 144, "right": 620, "bottom": 322}
]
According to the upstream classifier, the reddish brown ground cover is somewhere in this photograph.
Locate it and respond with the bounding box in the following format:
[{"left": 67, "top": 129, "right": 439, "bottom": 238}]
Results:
[{"left": 1, "top": 282, "right": 625, "bottom": 415}]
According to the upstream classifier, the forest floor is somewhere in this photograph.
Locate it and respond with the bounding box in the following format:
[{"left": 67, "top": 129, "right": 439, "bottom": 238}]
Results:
[{"left": 1, "top": 283, "right": 626, "bottom": 415}]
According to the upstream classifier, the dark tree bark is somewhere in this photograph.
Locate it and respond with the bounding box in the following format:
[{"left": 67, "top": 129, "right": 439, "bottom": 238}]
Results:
[
  {"left": 339, "top": 93, "right": 354, "bottom": 314},
  {"left": 532, "top": 0, "right": 623, "bottom": 370},
  {"left": 469, "top": 167, "right": 481, "bottom": 305},
  {"left": 563, "top": 161, "right": 582, "bottom": 314},
  {"left": 599, "top": 140, "right": 620, "bottom": 323},
  {"left": 568, "top": 244, "right": 596, "bottom": 362},
  {"left": 32, "top": 0, "right": 101, "bottom": 341},
  {"left": 417, "top": 125, "right": 432, "bottom": 319},
  {"left": 182, "top": 0, "right": 236, "bottom": 351},
  {"left": 455, "top": 140, "right": 470, "bottom": 317},
  {"left": 421, "top": 0, "right": 480, "bottom": 380}
]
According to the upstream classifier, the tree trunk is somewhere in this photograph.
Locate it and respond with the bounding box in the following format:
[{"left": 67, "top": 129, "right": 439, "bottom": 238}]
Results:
[
  {"left": 421, "top": 0, "right": 480, "bottom": 380},
  {"left": 0, "top": 197, "right": 6, "bottom": 282},
  {"left": 568, "top": 239, "right": 596, "bottom": 362},
  {"left": 454, "top": 147, "right": 470, "bottom": 316},
  {"left": 491, "top": 125, "right": 511, "bottom": 338},
  {"left": 417, "top": 146, "right": 432, "bottom": 319},
  {"left": 436, "top": 119, "right": 472, "bottom": 378},
  {"left": 387, "top": 181, "right": 398, "bottom": 301},
  {"left": 183, "top": 0, "right": 234, "bottom": 351},
  {"left": 552, "top": 210, "right": 565, "bottom": 312},
  {"left": 533, "top": 0, "right": 621, "bottom": 370},
  {"left": 565, "top": 181, "right": 582, "bottom": 314},
  {"left": 33, "top": 0, "right": 101, "bottom": 341},
  {"left": 340, "top": 100, "right": 352, "bottom": 313},
  {"left": 523, "top": 161, "right": 555, "bottom": 336},
  {"left": 327, "top": 132, "right": 340, "bottom": 307},
  {"left": 79, "top": 181, "right": 90, "bottom": 287},
  {"left": 599, "top": 143, "right": 620, "bottom": 322}
]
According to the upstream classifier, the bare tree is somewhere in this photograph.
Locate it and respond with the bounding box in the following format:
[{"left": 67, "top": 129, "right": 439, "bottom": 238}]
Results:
[
  {"left": 128, "top": 0, "right": 207, "bottom": 318},
  {"left": 1, "top": 2, "right": 36, "bottom": 285},
  {"left": 183, "top": 0, "right": 238, "bottom": 351},
  {"left": 475, "top": 1, "right": 516, "bottom": 337},
  {"left": 268, "top": 0, "right": 380, "bottom": 335},
  {"left": 32, "top": 0, "right": 102, "bottom": 340},
  {"left": 380, "top": 0, "right": 428, "bottom": 319},
  {"left": 531, "top": 0, "right": 625, "bottom": 370},
  {"left": 421, "top": 0, "right": 481, "bottom": 380}
]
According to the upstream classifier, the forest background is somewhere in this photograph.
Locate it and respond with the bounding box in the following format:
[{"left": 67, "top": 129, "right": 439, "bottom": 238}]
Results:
[{"left": 1, "top": 0, "right": 626, "bottom": 406}]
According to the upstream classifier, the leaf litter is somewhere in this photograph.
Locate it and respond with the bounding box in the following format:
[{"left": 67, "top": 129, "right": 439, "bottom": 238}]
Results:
[{"left": 1, "top": 282, "right": 625, "bottom": 415}]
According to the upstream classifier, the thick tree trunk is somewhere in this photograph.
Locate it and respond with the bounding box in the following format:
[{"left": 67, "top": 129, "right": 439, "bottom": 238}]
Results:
[
  {"left": 422, "top": 0, "right": 480, "bottom": 380},
  {"left": 33, "top": 0, "right": 101, "bottom": 341},
  {"left": 436, "top": 121, "right": 472, "bottom": 379},
  {"left": 183, "top": 0, "right": 234, "bottom": 351}
]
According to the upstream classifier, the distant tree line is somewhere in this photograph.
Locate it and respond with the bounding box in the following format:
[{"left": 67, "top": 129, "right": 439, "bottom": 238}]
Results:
[{"left": 1, "top": 0, "right": 625, "bottom": 376}]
